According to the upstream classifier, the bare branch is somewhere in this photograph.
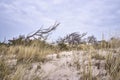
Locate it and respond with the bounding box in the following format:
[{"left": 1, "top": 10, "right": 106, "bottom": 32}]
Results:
[
  {"left": 26, "top": 22, "right": 60, "bottom": 40},
  {"left": 57, "top": 32, "right": 87, "bottom": 46}
]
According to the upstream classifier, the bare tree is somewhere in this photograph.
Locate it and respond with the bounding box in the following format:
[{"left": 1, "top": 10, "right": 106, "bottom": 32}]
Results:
[
  {"left": 26, "top": 22, "right": 60, "bottom": 40},
  {"left": 65, "top": 32, "right": 87, "bottom": 46},
  {"left": 87, "top": 35, "right": 97, "bottom": 44},
  {"left": 57, "top": 32, "right": 87, "bottom": 46},
  {"left": 8, "top": 22, "right": 60, "bottom": 45}
]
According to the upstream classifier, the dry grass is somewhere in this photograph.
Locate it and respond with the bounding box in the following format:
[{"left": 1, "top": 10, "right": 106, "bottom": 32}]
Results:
[
  {"left": 0, "top": 36, "right": 120, "bottom": 80},
  {"left": 72, "top": 52, "right": 81, "bottom": 70},
  {"left": 91, "top": 52, "right": 105, "bottom": 60},
  {"left": 80, "top": 53, "right": 97, "bottom": 80},
  {"left": 7, "top": 45, "right": 55, "bottom": 63},
  {"left": 0, "top": 59, "right": 10, "bottom": 80},
  {"left": 11, "top": 65, "right": 26, "bottom": 80},
  {"left": 105, "top": 52, "right": 120, "bottom": 80},
  {"left": 0, "top": 40, "right": 56, "bottom": 79},
  {"left": 0, "top": 45, "right": 8, "bottom": 55}
]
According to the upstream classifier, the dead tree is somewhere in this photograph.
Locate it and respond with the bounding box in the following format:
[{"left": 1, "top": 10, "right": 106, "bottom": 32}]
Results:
[
  {"left": 26, "top": 22, "right": 60, "bottom": 40},
  {"left": 65, "top": 32, "right": 87, "bottom": 46},
  {"left": 57, "top": 32, "right": 87, "bottom": 47},
  {"left": 87, "top": 35, "right": 97, "bottom": 44},
  {"left": 8, "top": 22, "right": 60, "bottom": 45}
]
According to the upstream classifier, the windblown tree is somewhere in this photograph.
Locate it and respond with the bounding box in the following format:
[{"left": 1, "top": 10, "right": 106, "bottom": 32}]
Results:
[
  {"left": 87, "top": 35, "right": 97, "bottom": 45},
  {"left": 8, "top": 22, "right": 60, "bottom": 45},
  {"left": 57, "top": 32, "right": 87, "bottom": 48},
  {"left": 26, "top": 22, "right": 60, "bottom": 40},
  {"left": 64, "top": 32, "right": 87, "bottom": 46}
]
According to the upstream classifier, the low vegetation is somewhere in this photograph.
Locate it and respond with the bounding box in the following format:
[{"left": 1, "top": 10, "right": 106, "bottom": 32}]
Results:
[
  {"left": 0, "top": 23, "right": 120, "bottom": 80},
  {"left": 105, "top": 52, "right": 120, "bottom": 80}
]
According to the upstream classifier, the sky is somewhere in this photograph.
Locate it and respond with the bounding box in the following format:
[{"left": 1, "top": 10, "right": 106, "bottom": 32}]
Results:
[{"left": 0, "top": 0, "right": 120, "bottom": 42}]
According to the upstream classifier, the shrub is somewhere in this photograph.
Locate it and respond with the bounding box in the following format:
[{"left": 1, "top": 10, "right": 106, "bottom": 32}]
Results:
[{"left": 57, "top": 43, "right": 68, "bottom": 51}]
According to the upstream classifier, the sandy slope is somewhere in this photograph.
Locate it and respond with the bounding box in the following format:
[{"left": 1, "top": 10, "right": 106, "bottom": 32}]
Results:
[
  {"left": 2, "top": 50, "right": 118, "bottom": 80},
  {"left": 22, "top": 51, "right": 109, "bottom": 80}
]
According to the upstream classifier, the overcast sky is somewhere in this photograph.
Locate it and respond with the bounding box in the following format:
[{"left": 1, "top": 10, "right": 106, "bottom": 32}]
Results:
[{"left": 0, "top": 0, "right": 120, "bottom": 42}]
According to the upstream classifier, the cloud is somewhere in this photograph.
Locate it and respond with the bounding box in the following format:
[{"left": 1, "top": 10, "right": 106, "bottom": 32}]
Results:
[{"left": 0, "top": 0, "right": 120, "bottom": 41}]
